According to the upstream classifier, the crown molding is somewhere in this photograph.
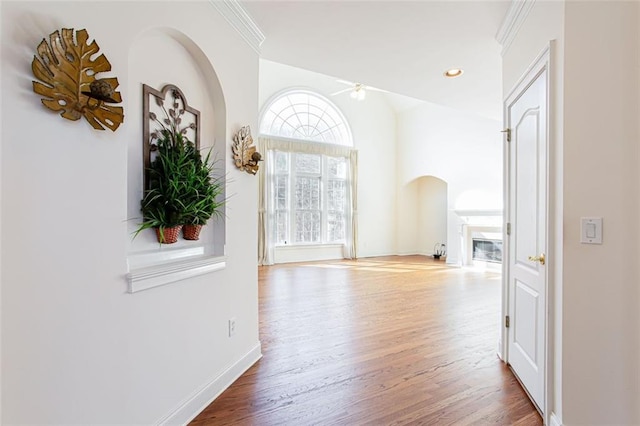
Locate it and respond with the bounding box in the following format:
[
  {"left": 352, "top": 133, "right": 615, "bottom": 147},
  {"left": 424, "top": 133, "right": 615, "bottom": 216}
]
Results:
[
  {"left": 209, "top": 0, "right": 265, "bottom": 54},
  {"left": 495, "top": 0, "right": 536, "bottom": 56}
]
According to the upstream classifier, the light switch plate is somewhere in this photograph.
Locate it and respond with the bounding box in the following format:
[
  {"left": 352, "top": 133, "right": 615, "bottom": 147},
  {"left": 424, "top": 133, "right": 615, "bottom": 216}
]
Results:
[{"left": 580, "top": 217, "right": 602, "bottom": 244}]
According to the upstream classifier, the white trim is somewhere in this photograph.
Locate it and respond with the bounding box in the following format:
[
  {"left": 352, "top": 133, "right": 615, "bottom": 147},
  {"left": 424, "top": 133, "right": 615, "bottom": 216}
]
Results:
[
  {"left": 274, "top": 244, "right": 344, "bottom": 264},
  {"left": 209, "top": 0, "right": 265, "bottom": 54},
  {"left": 549, "top": 411, "right": 562, "bottom": 426},
  {"left": 504, "top": 45, "right": 551, "bottom": 102},
  {"left": 495, "top": 0, "right": 536, "bottom": 56},
  {"left": 502, "top": 44, "right": 552, "bottom": 417},
  {"left": 276, "top": 243, "right": 344, "bottom": 250},
  {"left": 545, "top": 41, "right": 561, "bottom": 426},
  {"left": 127, "top": 255, "right": 227, "bottom": 293},
  {"left": 156, "top": 343, "right": 262, "bottom": 425}
]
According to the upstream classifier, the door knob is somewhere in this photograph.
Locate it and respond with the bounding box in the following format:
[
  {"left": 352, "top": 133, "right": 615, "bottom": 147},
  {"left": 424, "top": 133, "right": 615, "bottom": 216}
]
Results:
[{"left": 528, "top": 253, "right": 545, "bottom": 265}]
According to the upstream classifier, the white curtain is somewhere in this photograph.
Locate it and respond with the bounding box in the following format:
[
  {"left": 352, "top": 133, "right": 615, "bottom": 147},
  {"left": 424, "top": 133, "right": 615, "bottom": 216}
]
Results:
[
  {"left": 258, "top": 139, "right": 274, "bottom": 265},
  {"left": 257, "top": 136, "right": 358, "bottom": 264},
  {"left": 344, "top": 150, "right": 358, "bottom": 259}
]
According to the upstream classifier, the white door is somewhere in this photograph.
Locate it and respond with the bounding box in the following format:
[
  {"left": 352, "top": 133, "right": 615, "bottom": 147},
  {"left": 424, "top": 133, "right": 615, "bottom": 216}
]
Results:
[{"left": 505, "top": 58, "right": 548, "bottom": 412}]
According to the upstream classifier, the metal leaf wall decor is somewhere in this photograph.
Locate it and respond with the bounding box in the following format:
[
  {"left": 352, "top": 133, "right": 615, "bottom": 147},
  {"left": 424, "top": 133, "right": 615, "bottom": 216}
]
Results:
[
  {"left": 32, "top": 28, "right": 124, "bottom": 131},
  {"left": 142, "top": 84, "right": 200, "bottom": 190},
  {"left": 232, "top": 126, "right": 261, "bottom": 175}
]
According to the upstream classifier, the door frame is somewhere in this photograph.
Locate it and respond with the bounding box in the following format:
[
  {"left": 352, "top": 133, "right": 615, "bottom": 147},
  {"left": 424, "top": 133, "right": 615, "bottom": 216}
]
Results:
[{"left": 501, "top": 43, "right": 556, "bottom": 425}]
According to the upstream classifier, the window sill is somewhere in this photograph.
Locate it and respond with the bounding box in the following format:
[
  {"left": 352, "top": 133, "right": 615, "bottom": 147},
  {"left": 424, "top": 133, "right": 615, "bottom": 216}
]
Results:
[
  {"left": 126, "top": 254, "right": 227, "bottom": 293},
  {"left": 276, "top": 243, "right": 344, "bottom": 250}
]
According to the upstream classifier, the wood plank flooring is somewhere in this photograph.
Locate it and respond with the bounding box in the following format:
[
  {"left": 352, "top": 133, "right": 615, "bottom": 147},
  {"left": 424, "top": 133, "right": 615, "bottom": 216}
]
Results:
[{"left": 192, "top": 256, "right": 541, "bottom": 425}]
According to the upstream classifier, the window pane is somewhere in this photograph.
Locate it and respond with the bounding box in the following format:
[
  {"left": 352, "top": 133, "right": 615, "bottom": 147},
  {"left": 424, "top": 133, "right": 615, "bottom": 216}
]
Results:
[
  {"left": 327, "top": 156, "right": 346, "bottom": 178},
  {"left": 308, "top": 106, "right": 324, "bottom": 121},
  {"left": 327, "top": 179, "right": 346, "bottom": 211},
  {"left": 295, "top": 177, "right": 320, "bottom": 210},
  {"left": 270, "top": 116, "right": 284, "bottom": 136},
  {"left": 276, "top": 175, "right": 288, "bottom": 209},
  {"left": 295, "top": 153, "right": 321, "bottom": 174},
  {"left": 279, "top": 121, "right": 295, "bottom": 138},
  {"left": 289, "top": 93, "right": 307, "bottom": 105},
  {"left": 276, "top": 211, "right": 288, "bottom": 244},
  {"left": 275, "top": 151, "right": 289, "bottom": 173},
  {"left": 295, "top": 211, "right": 321, "bottom": 243},
  {"left": 327, "top": 211, "right": 345, "bottom": 242},
  {"left": 315, "top": 119, "right": 329, "bottom": 135},
  {"left": 270, "top": 97, "right": 290, "bottom": 112},
  {"left": 325, "top": 124, "right": 345, "bottom": 145},
  {"left": 293, "top": 125, "right": 315, "bottom": 140}
]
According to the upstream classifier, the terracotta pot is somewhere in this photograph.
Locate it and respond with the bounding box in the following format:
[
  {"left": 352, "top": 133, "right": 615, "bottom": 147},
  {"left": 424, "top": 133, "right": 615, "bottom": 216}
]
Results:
[
  {"left": 183, "top": 224, "right": 203, "bottom": 241},
  {"left": 155, "top": 225, "right": 182, "bottom": 244}
]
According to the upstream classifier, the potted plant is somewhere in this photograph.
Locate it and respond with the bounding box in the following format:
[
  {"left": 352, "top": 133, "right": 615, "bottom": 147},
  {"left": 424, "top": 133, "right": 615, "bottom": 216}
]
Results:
[
  {"left": 181, "top": 147, "right": 225, "bottom": 240},
  {"left": 135, "top": 129, "right": 194, "bottom": 243},
  {"left": 433, "top": 243, "right": 446, "bottom": 260},
  {"left": 134, "top": 98, "right": 225, "bottom": 244}
]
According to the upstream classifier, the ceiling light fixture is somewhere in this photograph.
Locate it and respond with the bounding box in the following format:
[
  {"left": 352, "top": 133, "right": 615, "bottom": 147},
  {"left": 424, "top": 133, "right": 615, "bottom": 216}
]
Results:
[
  {"left": 331, "top": 80, "right": 387, "bottom": 100},
  {"left": 444, "top": 68, "right": 464, "bottom": 78},
  {"left": 350, "top": 84, "right": 366, "bottom": 101}
]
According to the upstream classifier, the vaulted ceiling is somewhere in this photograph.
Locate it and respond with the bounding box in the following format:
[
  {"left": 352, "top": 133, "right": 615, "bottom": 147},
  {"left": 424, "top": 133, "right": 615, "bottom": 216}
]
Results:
[{"left": 241, "top": 1, "right": 509, "bottom": 120}]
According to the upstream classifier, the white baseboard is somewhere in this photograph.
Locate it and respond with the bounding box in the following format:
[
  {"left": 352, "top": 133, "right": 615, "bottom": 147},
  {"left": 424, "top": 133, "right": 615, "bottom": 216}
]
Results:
[
  {"left": 549, "top": 411, "right": 562, "bottom": 426},
  {"left": 157, "top": 342, "right": 262, "bottom": 425},
  {"left": 356, "top": 251, "right": 401, "bottom": 258},
  {"left": 394, "top": 251, "right": 419, "bottom": 256}
]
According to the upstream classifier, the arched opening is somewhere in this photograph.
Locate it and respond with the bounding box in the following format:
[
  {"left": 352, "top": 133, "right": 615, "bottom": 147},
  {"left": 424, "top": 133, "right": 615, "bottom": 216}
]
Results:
[{"left": 416, "top": 176, "right": 448, "bottom": 257}]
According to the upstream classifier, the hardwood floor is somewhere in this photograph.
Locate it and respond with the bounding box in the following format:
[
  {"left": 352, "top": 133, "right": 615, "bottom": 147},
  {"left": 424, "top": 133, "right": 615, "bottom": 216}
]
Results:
[{"left": 192, "top": 256, "right": 541, "bottom": 425}]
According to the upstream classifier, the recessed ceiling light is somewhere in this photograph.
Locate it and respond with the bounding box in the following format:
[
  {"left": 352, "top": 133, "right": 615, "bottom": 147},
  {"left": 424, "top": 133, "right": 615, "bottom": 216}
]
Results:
[{"left": 444, "top": 68, "right": 464, "bottom": 78}]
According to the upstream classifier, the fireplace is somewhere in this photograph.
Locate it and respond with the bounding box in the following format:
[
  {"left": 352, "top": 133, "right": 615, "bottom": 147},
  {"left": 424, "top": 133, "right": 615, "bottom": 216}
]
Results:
[
  {"left": 472, "top": 238, "right": 503, "bottom": 263},
  {"left": 453, "top": 209, "right": 502, "bottom": 267}
]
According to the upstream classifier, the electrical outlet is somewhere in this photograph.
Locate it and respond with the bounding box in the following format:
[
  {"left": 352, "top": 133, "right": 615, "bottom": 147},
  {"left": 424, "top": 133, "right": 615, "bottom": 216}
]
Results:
[{"left": 228, "top": 317, "right": 236, "bottom": 337}]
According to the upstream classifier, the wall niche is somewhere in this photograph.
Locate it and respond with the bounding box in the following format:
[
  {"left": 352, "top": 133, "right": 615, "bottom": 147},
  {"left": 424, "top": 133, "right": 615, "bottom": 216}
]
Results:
[{"left": 125, "top": 28, "right": 227, "bottom": 293}]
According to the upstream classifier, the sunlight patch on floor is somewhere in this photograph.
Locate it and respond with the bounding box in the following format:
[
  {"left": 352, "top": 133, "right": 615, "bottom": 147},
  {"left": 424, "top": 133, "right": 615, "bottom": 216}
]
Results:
[
  {"left": 338, "top": 261, "right": 382, "bottom": 267},
  {"left": 354, "top": 266, "right": 414, "bottom": 273},
  {"left": 301, "top": 259, "right": 450, "bottom": 273},
  {"left": 302, "top": 264, "right": 352, "bottom": 269}
]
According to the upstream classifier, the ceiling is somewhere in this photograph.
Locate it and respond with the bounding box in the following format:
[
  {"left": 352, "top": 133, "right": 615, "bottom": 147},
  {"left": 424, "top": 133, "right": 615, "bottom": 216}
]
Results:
[{"left": 241, "top": 1, "right": 509, "bottom": 121}]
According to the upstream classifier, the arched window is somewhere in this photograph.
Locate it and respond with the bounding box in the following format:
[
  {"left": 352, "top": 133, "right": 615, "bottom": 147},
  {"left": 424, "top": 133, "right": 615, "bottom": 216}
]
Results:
[
  {"left": 258, "top": 90, "right": 357, "bottom": 265},
  {"left": 260, "top": 90, "right": 352, "bottom": 146}
]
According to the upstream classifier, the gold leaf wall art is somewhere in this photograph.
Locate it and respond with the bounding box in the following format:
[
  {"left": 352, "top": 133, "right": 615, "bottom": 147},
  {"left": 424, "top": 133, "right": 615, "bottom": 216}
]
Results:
[
  {"left": 232, "top": 125, "right": 262, "bottom": 175},
  {"left": 32, "top": 28, "right": 124, "bottom": 131}
]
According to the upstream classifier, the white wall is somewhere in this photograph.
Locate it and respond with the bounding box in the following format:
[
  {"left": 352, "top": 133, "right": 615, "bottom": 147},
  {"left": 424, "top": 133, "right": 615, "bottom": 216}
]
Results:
[
  {"left": 0, "top": 3, "right": 3, "bottom": 420},
  {"left": 395, "top": 177, "right": 419, "bottom": 255},
  {"left": 258, "top": 59, "right": 398, "bottom": 260},
  {"left": 417, "top": 176, "right": 447, "bottom": 256},
  {"left": 1, "top": 2, "right": 260, "bottom": 424},
  {"left": 562, "top": 2, "right": 639, "bottom": 424},
  {"left": 396, "top": 102, "right": 502, "bottom": 265}
]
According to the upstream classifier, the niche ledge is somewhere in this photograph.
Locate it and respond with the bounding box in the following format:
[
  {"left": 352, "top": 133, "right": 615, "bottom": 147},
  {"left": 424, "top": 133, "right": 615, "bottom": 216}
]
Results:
[{"left": 126, "top": 254, "right": 226, "bottom": 293}]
